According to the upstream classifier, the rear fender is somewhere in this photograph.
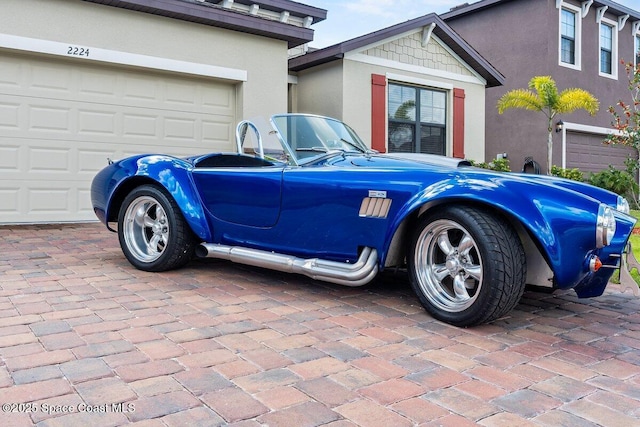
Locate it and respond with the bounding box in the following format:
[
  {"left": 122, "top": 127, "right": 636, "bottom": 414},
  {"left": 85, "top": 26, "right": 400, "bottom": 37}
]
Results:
[{"left": 105, "top": 155, "right": 212, "bottom": 242}]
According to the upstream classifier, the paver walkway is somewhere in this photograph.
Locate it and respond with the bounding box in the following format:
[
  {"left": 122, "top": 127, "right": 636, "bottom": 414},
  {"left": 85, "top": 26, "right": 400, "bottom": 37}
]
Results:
[{"left": 0, "top": 223, "right": 639, "bottom": 426}]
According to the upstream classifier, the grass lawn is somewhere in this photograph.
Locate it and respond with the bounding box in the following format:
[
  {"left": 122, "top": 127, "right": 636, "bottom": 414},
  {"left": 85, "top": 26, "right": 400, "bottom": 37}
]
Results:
[
  {"left": 630, "top": 209, "right": 640, "bottom": 261},
  {"left": 612, "top": 210, "right": 640, "bottom": 286}
]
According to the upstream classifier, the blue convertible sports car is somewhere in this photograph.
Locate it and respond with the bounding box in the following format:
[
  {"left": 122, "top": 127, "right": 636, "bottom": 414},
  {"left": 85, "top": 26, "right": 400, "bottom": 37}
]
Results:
[{"left": 91, "top": 114, "right": 639, "bottom": 326}]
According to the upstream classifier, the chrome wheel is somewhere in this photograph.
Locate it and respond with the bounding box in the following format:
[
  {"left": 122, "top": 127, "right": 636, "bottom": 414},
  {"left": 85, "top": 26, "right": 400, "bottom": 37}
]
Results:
[
  {"left": 414, "top": 219, "right": 483, "bottom": 313},
  {"left": 122, "top": 195, "right": 169, "bottom": 263},
  {"left": 409, "top": 206, "right": 526, "bottom": 326}
]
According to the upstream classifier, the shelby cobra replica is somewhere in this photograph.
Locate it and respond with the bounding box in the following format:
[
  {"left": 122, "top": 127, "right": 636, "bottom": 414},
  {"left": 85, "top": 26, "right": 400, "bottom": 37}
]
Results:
[{"left": 91, "top": 114, "right": 639, "bottom": 326}]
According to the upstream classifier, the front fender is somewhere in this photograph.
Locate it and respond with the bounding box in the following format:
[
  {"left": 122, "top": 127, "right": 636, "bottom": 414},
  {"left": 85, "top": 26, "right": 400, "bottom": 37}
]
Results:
[
  {"left": 385, "top": 172, "right": 604, "bottom": 288},
  {"left": 93, "top": 155, "right": 212, "bottom": 242}
]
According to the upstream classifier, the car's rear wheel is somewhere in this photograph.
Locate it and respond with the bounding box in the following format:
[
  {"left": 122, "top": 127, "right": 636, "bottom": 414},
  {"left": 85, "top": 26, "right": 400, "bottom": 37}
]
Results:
[
  {"left": 118, "top": 185, "right": 195, "bottom": 272},
  {"left": 408, "top": 206, "right": 526, "bottom": 326}
]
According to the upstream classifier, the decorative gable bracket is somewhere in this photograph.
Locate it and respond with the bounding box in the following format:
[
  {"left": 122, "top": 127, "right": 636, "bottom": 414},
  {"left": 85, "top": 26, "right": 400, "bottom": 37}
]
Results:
[
  {"left": 618, "top": 14, "right": 629, "bottom": 31},
  {"left": 633, "top": 20, "right": 640, "bottom": 36},
  {"left": 581, "top": 0, "right": 593, "bottom": 18},
  {"left": 596, "top": 6, "right": 608, "bottom": 23},
  {"left": 557, "top": 1, "right": 593, "bottom": 19},
  {"left": 422, "top": 23, "right": 436, "bottom": 47}
]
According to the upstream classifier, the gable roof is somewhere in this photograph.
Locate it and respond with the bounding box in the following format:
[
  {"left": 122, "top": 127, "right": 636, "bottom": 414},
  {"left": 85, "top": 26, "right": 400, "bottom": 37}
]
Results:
[
  {"left": 81, "top": 0, "right": 327, "bottom": 48},
  {"left": 288, "top": 13, "right": 504, "bottom": 87},
  {"left": 441, "top": 0, "right": 640, "bottom": 21}
]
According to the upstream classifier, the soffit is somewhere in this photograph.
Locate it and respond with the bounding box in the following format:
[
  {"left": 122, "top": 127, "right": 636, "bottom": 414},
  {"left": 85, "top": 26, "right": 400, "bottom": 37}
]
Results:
[{"left": 82, "top": 0, "right": 327, "bottom": 48}]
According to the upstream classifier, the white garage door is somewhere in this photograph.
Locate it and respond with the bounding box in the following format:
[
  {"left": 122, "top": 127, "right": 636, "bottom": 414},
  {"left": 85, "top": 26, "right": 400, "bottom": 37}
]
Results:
[{"left": 0, "top": 51, "right": 236, "bottom": 224}]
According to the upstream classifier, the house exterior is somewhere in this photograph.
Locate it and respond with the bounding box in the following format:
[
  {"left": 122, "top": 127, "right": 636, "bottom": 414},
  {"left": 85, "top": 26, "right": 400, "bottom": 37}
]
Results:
[
  {"left": 442, "top": 0, "right": 640, "bottom": 174},
  {"left": 0, "top": 0, "right": 325, "bottom": 224},
  {"left": 288, "top": 14, "right": 504, "bottom": 162}
]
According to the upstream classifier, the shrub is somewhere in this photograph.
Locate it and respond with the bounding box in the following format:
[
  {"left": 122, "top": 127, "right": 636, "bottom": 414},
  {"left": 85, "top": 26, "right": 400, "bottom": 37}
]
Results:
[
  {"left": 550, "top": 165, "right": 584, "bottom": 181},
  {"left": 589, "top": 165, "right": 638, "bottom": 204},
  {"left": 470, "top": 158, "right": 511, "bottom": 172}
]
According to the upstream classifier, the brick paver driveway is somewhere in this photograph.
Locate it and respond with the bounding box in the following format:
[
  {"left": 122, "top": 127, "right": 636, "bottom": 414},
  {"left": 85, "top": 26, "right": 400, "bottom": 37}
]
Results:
[{"left": 1, "top": 223, "right": 639, "bottom": 426}]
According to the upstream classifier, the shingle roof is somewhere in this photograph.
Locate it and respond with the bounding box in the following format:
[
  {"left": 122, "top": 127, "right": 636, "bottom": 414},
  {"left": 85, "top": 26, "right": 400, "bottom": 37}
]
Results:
[
  {"left": 288, "top": 13, "right": 504, "bottom": 88},
  {"left": 81, "top": 0, "right": 327, "bottom": 48},
  {"left": 441, "top": 0, "right": 640, "bottom": 20}
]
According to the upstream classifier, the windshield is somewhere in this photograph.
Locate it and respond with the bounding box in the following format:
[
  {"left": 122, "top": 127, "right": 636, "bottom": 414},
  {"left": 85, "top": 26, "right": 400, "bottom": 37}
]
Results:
[{"left": 271, "top": 114, "right": 369, "bottom": 164}]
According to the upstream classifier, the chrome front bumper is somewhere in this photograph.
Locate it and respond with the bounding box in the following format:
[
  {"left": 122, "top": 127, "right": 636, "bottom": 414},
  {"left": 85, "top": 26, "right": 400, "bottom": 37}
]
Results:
[{"left": 619, "top": 243, "right": 640, "bottom": 297}]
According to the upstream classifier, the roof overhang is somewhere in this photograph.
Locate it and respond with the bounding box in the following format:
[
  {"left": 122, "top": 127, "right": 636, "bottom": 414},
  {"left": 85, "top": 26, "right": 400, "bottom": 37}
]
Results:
[
  {"left": 81, "top": 0, "right": 327, "bottom": 48},
  {"left": 289, "top": 13, "right": 504, "bottom": 88},
  {"left": 442, "top": 0, "right": 640, "bottom": 22}
]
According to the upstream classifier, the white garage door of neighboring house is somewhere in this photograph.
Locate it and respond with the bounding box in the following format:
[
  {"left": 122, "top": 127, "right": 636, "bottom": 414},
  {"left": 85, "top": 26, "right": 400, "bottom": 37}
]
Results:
[
  {"left": 566, "top": 130, "right": 637, "bottom": 175},
  {"left": 0, "top": 51, "right": 236, "bottom": 224}
]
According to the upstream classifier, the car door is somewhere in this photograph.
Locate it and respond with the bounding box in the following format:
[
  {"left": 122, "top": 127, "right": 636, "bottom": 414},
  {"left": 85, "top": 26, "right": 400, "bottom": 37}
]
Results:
[
  {"left": 191, "top": 161, "right": 284, "bottom": 228},
  {"left": 268, "top": 162, "right": 395, "bottom": 261}
]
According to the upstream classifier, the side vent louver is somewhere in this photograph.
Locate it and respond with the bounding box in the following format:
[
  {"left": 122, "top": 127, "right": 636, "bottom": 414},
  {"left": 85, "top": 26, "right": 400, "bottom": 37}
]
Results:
[{"left": 359, "top": 197, "right": 391, "bottom": 218}]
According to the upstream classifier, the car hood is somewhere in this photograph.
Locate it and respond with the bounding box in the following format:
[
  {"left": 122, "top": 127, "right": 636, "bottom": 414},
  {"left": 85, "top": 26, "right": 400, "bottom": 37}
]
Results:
[
  {"left": 381, "top": 152, "right": 473, "bottom": 168},
  {"left": 339, "top": 153, "right": 473, "bottom": 171},
  {"left": 340, "top": 153, "right": 622, "bottom": 208}
]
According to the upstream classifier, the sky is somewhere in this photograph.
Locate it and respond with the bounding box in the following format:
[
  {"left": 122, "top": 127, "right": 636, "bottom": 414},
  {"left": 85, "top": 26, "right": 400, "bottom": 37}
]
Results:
[{"left": 302, "top": 0, "right": 640, "bottom": 49}]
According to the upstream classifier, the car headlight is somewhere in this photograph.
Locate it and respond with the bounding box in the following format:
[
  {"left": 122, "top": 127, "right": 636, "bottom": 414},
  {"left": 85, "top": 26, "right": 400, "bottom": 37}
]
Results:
[
  {"left": 596, "top": 204, "right": 616, "bottom": 248},
  {"left": 616, "top": 196, "right": 630, "bottom": 214}
]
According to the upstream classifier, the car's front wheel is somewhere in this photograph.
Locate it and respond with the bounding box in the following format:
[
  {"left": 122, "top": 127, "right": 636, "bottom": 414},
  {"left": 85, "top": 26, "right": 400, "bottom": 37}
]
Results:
[
  {"left": 408, "top": 206, "right": 526, "bottom": 326},
  {"left": 118, "top": 185, "right": 195, "bottom": 272}
]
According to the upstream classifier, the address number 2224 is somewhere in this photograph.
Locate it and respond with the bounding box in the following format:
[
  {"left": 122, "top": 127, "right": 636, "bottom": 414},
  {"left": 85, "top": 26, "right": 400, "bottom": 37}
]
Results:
[{"left": 67, "top": 46, "right": 90, "bottom": 57}]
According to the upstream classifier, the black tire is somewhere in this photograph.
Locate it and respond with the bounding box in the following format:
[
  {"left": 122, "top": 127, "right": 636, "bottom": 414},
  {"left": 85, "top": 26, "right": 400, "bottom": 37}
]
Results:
[
  {"left": 117, "top": 185, "right": 195, "bottom": 272},
  {"left": 408, "top": 206, "right": 526, "bottom": 326}
]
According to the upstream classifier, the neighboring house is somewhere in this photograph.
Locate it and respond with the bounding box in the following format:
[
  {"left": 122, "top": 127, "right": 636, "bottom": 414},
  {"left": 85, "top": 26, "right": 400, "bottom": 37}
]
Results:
[
  {"left": 288, "top": 14, "right": 504, "bottom": 162},
  {"left": 0, "top": 0, "right": 325, "bottom": 224},
  {"left": 442, "top": 0, "right": 640, "bottom": 174}
]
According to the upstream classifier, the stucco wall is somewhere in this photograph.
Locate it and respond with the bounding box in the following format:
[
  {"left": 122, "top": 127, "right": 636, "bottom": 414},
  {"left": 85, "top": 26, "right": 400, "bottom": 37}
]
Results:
[
  {"left": 291, "top": 28, "right": 489, "bottom": 160},
  {"left": 1, "top": 0, "right": 289, "bottom": 119},
  {"left": 445, "top": 0, "right": 640, "bottom": 172},
  {"left": 294, "top": 61, "right": 344, "bottom": 117}
]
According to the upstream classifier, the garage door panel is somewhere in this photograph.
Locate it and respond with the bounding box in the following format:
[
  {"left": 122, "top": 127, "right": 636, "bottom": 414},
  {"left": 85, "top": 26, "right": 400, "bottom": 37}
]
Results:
[
  {"left": 0, "top": 52, "right": 237, "bottom": 223},
  {"left": 78, "top": 109, "right": 118, "bottom": 136},
  {"left": 122, "top": 113, "right": 159, "bottom": 138},
  {"left": 0, "top": 188, "right": 20, "bottom": 214},
  {"left": 2, "top": 53, "right": 236, "bottom": 114},
  {"left": 28, "top": 187, "right": 71, "bottom": 213},
  {"left": 0, "top": 145, "right": 20, "bottom": 171},
  {"left": 0, "top": 181, "right": 94, "bottom": 222},
  {"left": 204, "top": 85, "right": 236, "bottom": 111},
  {"left": 123, "top": 76, "right": 159, "bottom": 101},
  {"left": 28, "top": 147, "right": 71, "bottom": 172},
  {"left": 79, "top": 70, "right": 120, "bottom": 98},
  {"left": 0, "top": 58, "right": 21, "bottom": 87},
  {"left": 30, "top": 62, "right": 74, "bottom": 93},
  {"left": 164, "top": 116, "right": 198, "bottom": 141},
  {"left": 567, "top": 131, "right": 637, "bottom": 174},
  {"left": 203, "top": 120, "right": 234, "bottom": 144},
  {"left": 29, "top": 104, "right": 72, "bottom": 133},
  {"left": 0, "top": 102, "right": 20, "bottom": 129},
  {"left": 78, "top": 149, "right": 114, "bottom": 175},
  {"left": 166, "top": 81, "right": 200, "bottom": 106}
]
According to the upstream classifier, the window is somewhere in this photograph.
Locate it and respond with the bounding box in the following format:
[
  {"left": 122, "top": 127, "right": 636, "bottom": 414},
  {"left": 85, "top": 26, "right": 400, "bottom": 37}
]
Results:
[
  {"left": 599, "top": 18, "right": 617, "bottom": 79},
  {"left": 600, "top": 23, "right": 613, "bottom": 74},
  {"left": 560, "top": 9, "right": 576, "bottom": 64},
  {"left": 636, "top": 34, "right": 640, "bottom": 68},
  {"left": 388, "top": 83, "right": 446, "bottom": 155},
  {"left": 559, "top": 5, "right": 581, "bottom": 69}
]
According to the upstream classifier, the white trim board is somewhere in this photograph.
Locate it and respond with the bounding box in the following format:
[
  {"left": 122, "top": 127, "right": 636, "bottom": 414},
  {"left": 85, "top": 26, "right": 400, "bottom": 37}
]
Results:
[{"left": 0, "top": 33, "right": 248, "bottom": 82}]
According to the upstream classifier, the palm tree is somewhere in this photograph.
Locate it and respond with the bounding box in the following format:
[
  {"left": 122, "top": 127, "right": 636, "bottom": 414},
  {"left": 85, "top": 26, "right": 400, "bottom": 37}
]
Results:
[{"left": 497, "top": 76, "right": 599, "bottom": 174}]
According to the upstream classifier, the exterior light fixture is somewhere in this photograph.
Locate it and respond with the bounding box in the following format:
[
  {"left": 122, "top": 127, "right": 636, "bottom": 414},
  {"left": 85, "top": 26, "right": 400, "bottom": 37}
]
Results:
[{"left": 555, "top": 120, "right": 564, "bottom": 133}]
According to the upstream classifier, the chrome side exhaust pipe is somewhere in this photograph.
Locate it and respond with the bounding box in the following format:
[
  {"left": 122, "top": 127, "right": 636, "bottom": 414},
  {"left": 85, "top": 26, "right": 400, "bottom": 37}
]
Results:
[{"left": 195, "top": 244, "right": 378, "bottom": 287}]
